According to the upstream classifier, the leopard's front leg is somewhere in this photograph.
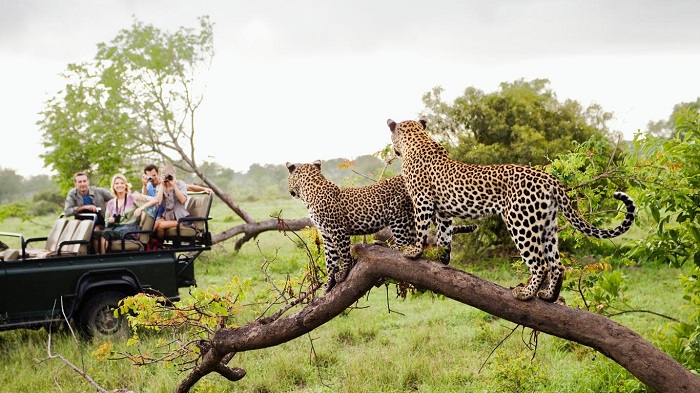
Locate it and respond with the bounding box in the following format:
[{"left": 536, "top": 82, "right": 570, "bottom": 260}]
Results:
[
  {"left": 434, "top": 213, "right": 456, "bottom": 264},
  {"left": 320, "top": 232, "right": 341, "bottom": 294},
  {"left": 402, "top": 197, "right": 433, "bottom": 260},
  {"left": 333, "top": 235, "right": 354, "bottom": 285},
  {"left": 321, "top": 230, "right": 354, "bottom": 294}
]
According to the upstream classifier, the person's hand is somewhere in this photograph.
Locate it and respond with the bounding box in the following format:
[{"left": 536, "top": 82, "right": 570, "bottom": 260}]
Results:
[
  {"left": 141, "top": 174, "right": 149, "bottom": 186},
  {"left": 134, "top": 207, "right": 143, "bottom": 218}
]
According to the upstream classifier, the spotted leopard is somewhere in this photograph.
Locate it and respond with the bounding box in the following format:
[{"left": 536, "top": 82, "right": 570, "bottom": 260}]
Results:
[
  {"left": 287, "top": 160, "right": 476, "bottom": 293},
  {"left": 386, "top": 118, "right": 636, "bottom": 301}
]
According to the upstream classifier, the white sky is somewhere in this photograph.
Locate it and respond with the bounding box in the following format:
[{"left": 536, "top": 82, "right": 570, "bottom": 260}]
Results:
[{"left": 1, "top": 0, "right": 699, "bottom": 178}]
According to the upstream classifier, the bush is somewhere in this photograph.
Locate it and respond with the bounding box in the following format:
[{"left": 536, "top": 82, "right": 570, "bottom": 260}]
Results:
[{"left": 30, "top": 200, "right": 61, "bottom": 216}]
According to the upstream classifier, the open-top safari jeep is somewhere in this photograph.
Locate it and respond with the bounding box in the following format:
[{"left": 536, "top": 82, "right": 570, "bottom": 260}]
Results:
[{"left": 0, "top": 192, "right": 213, "bottom": 339}]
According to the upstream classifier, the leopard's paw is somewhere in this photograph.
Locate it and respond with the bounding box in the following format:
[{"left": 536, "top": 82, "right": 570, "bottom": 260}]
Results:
[
  {"left": 537, "top": 288, "right": 558, "bottom": 302},
  {"left": 511, "top": 283, "right": 535, "bottom": 301},
  {"left": 334, "top": 269, "right": 348, "bottom": 284},
  {"left": 322, "top": 280, "right": 335, "bottom": 294},
  {"left": 402, "top": 245, "right": 423, "bottom": 259},
  {"left": 388, "top": 243, "right": 402, "bottom": 251}
]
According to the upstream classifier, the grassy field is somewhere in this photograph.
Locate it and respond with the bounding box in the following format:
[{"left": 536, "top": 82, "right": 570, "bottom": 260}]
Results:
[{"left": 0, "top": 198, "right": 691, "bottom": 392}]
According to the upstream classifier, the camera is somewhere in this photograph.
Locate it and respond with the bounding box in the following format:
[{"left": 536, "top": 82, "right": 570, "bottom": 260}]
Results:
[
  {"left": 112, "top": 214, "right": 121, "bottom": 224},
  {"left": 147, "top": 176, "right": 154, "bottom": 182},
  {"left": 164, "top": 174, "right": 173, "bottom": 181}
]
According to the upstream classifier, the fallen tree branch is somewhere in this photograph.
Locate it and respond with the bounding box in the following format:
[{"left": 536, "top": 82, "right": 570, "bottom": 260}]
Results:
[
  {"left": 175, "top": 244, "right": 700, "bottom": 393},
  {"left": 211, "top": 217, "right": 314, "bottom": 250}
]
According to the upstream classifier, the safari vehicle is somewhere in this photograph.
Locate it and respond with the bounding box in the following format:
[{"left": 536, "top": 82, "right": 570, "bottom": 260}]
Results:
[{"left": 0, "top": 192, "right": 213, "bottom": 339}]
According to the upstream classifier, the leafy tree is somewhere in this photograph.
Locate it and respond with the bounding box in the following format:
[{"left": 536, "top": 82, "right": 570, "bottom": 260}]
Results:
[
  {"left": 244, "top": 163, "right": 290, "bottom": 199},
  {"left": 24, "top": 174, "right": 57, "bottom": 196},
  {"left": 627, "top": 108, "right": 700, "bottom": 267},
  {"left": 0, "top": 168, "right": 24, "bottom": 203},
  {"left": 646, "top": 97, "right": 700, "bottom": 138},
  {"left": 38, "top": 64, "right": 141, "bottom": 190},
  {"left": 38, "top": 17, "right": 214, "bottom": 191},
  {"left": 421, "top": 78, "right": 614, "bottom": 166},
  {"left": 624, "top": 107, "right": 700, "bottom": 372}
]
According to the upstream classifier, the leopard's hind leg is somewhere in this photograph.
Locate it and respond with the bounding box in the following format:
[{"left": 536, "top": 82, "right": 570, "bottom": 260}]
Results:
[
  {"left": 504, "top": 206, "right": 548, "bottom": 301},
  {"left": 537, "top": 207, "right": 565, "bottom": 302},
  {"left": 389, "top": 210, "right": 418, "bottom": 251}
]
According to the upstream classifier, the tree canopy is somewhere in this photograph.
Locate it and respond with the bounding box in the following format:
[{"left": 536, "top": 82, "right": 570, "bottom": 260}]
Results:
[
  {"left": 421, "top": 78, "right": 614, "bottom": 166},
  {"left": 38, "top": 17, "right": 214, "bottom": 191},
  {"left": 646, "top": 97, "right": 700, "bottom": 138}
]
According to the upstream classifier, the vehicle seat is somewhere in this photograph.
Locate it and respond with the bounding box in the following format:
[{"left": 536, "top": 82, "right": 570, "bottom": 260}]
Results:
[
  {"left": 108, "top": 211, "right": 155, "bottom": 252},
  {"left": 163, "top": 192, "right": 213, "bottom": 247}
]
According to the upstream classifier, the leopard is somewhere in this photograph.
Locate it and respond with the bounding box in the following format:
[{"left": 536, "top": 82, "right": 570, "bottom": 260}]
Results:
[
  {"left": 287, "top": 160, "right": 476, "bottom": 293},
  {"left": 386, "top": 117, "right": 636, "bottom": 302}
]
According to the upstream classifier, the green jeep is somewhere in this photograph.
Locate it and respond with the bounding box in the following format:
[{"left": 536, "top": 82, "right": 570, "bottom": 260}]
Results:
[{"left": 0, "top": 192, "right": 212, "bottom": 339}]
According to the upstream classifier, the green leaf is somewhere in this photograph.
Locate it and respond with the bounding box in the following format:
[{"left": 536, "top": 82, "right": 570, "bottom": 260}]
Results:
[{"left": 650, "top": 204, "right": 661, "bottom": 223}]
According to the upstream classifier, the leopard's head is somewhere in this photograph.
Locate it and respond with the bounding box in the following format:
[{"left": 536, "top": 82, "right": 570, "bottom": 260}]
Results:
[
  {"left": 387, "top": 117, "right": 428, "bottom": 157},
  {"left": 286, "top": 160, "right": 322, "bottom": 200}
]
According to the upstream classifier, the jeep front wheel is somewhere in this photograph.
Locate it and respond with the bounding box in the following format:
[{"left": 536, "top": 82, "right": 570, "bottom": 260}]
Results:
[{"left": 79, "top": 291, "right": 130, "bottom": 339}]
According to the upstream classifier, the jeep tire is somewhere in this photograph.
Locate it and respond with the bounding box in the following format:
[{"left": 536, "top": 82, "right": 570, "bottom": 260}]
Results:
[{"left": 79, "top": 291, "right": 130, "bottom": 339}]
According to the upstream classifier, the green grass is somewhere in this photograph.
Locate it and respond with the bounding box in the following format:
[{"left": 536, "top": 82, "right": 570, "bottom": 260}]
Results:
[{"left": 0, "top": 199, "right": 692, "bottom": 392}]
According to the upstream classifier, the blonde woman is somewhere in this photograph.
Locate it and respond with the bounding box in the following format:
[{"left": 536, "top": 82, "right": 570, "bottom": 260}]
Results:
[{"left": 98, "top": 174, "right": 157, "bottom": 254}]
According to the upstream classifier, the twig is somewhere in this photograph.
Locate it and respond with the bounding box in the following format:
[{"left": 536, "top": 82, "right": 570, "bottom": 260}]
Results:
[
  {"left": 523, "top": 328, "right": 539, "bottom": 360},
  {"left": 384, "top": 283, "right": 405, "bottom": 316},
  {"left": 577, "top": 271, "right": 590, "bottom": 311},
  {"left": 37, "top": 300, "right": 113, "bottom": 393},
  {"left": 607, "top": 309, "right": 680, "bottom": 322},
  {"left": 479, "top": 324, "right": 520, "bottom": 373},
  {"left": 307, "top": 333, "right": 332, "bottom": 389}
]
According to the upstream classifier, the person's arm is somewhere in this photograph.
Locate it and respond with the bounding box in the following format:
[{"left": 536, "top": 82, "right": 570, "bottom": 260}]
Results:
[
  {"left": 97, "top": 188, "right": 113, "bottom": 212},
  {"left": 186, "top": 184, "right": 212, "bottom": 194},
  {"left": 141, "top": 173, "right": 150, "bottom": 194},
  {"left": 130, "top": 194, "right": 152, "bottom": 220},
  {"left": 173, "top": 180, "right": 187, "bottom": 204},
  {"left": 63, "top": 189, "right": 97, "bottom": 216},
  {"left": 131, "top": 192, "right": 157, "bottom": 207},
  {"left": 104, "top": 200, "right": 115, "bottom": 227},
  {"left": 63, "top": 191, "right": 78, "bottom": 217}
]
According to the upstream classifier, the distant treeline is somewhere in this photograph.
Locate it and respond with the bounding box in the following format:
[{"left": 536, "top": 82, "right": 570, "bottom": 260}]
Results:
[{"left": 0, "top": 155, "right": 401, "bottom": 205}]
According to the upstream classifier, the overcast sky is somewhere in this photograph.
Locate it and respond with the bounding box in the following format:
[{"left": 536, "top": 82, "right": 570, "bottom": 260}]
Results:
[{"left": 1, "top": 0, "right": 699, "bottom": 178}]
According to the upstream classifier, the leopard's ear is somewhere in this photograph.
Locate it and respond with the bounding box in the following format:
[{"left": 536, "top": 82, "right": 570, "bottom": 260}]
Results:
[
  {"left": 286, "top": 162, "right": 296, "bottom": 173},
  {"left": 419, "top": 116, "right": 428, "bottom": 129},
  {"left": 387, "top": 119, "right": 397, "bottom": 132},
  {"left": 312, "top": 160, "right": 322, "bottom": 170}
]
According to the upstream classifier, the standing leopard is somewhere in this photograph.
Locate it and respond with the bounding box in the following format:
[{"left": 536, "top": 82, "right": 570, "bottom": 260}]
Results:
[
  {"left": 287, "top": 160, "right": 476, "bottom": 293},
  {"left": 386, "top": 118, "right": 636, "bottom": 302}
]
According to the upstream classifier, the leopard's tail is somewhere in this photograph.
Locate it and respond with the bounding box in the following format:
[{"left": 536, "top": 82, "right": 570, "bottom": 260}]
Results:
[{"left": 556, "top": 190, "right": 636, "bottom": 239}]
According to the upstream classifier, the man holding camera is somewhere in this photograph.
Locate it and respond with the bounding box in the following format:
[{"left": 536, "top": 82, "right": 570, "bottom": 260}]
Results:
[{"left": 141, "top": 164, "right": 211, "bottom": 219}]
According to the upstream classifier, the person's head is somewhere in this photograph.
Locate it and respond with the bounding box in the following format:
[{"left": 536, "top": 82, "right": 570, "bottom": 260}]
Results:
[
  {"left": 110, "top": 174, "right": 131, "bottom": 197},
  {"left": 162, "top": 165, "right": 176, "bottom": 183},
  {"left": 144, "top": 164, "right": 160, "bottom": 185},
  {"left": 73, "top": 172, "right": 90, "bottom": 195}
]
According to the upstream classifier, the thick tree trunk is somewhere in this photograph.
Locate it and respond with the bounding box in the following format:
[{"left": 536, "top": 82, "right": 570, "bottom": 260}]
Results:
[{"left": 175, "top": 244, "right": 700, "bottom": 393}]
